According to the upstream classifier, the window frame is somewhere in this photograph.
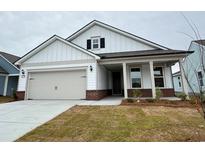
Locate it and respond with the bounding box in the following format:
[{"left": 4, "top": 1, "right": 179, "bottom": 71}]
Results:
[
  {"left": 197, "top": 71, "right": 204, "bottom": 86},
  {"left": 153, "top": 66, "right": 165, "bottom": 88},
  {"left": 91, "top": 37, "right": 100, "bottom": 50},
  {"left": 130, "top": 67, "right": 142, "bottom": 89}
]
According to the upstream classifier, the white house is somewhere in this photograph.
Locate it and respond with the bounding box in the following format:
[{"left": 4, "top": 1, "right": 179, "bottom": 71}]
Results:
[
  {"left": 180, "top": 40, "right": 205, "bottom": 94},
  {"left": 15, "top": 20, "right": 193, "bottom": 100}
]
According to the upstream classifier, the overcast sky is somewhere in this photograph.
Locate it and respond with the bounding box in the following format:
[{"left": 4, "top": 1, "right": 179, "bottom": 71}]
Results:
[{"left": 0, "top": 11, "right": 204, "bottom": 71}]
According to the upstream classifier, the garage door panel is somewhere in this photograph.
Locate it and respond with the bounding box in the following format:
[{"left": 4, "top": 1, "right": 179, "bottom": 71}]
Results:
[{"left": 28, "top": 70, "right": 86, "bottom": 100}]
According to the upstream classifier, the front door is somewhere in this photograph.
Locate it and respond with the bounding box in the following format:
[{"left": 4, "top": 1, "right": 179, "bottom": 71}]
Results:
[{"left": 112, "top": 72, "right": 121, "bottom": 95}]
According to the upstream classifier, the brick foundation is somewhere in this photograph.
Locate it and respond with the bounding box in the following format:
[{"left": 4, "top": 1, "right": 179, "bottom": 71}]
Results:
[
  {"left": 128, "top": 88, "right": 175, "bottom": 97},
  {"left": 86, "top": 90, "right": 112, "bottom": 100},
  {"left": 16, "top": 91, "right": 25, "bottom": 100}
]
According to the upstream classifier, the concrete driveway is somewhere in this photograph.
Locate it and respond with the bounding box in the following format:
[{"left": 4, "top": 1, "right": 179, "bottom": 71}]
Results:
[{"left": 0, "top": 100, "right": 83, "bottom": 142}]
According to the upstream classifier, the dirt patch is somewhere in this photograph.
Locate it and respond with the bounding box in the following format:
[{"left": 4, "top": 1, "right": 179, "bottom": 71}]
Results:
[{"left": 121, "top": 99, "right": 197, "bottom": 108}]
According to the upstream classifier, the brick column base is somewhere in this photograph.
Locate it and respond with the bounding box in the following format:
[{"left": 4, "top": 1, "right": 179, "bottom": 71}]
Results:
[
  {"left": 16, "top": 91, "right": 25, "bottom": 100},
  {"left": 86, "top": 90, "right": 112, "bottom": 100}
]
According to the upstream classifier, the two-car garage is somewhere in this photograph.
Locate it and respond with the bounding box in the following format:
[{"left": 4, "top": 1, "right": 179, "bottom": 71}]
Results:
[{"left": 27, "top": 70, "right": 86, "bottom": 100}]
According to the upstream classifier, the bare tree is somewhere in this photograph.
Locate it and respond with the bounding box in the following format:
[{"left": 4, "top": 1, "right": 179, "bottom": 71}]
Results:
[{"left": 180, "top": 12, "right": 205, "bottom": 119}]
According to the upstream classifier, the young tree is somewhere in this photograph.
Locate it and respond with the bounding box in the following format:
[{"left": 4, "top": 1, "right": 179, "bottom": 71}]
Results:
[{"left": 179, "top": 12, "right": 205, "bottom": 119}]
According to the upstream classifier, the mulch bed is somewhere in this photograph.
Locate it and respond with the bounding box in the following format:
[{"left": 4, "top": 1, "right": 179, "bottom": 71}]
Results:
[{"left": 121, "top": 99, "right": 197, "bottom": 108}]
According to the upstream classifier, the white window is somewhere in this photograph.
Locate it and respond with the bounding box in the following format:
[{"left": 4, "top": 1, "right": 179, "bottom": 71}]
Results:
[
  {"left": 92, "top": 37, "right": 100, "bottom": 49},
  {"left": 154, "top": 67, "right": 164, "bottom": 87},
  {"left": 131, "top": 68, "right": 141, "bottom": 88}
]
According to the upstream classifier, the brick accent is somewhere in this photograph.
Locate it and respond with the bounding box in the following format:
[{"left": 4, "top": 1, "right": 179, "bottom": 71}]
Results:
[
  {"left": 128, "top": 88, "right": 175, "bottom": 97},
  {"left": 16, "top": 91, "right": 25, "bottom": 100},
  {"left": 86, "top": 90, "right": 112, "bottom": 100},
  {"left": 160, "top": 88, "right": 175, "bottom": 97},
  {"left": 128, "top": 89, "right": 152, "bottom": 97}
]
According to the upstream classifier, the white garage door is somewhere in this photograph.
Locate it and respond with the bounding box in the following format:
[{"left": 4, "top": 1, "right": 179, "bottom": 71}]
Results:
[{"left": 27, "top": 70, "right": 86, "bottom": 100}]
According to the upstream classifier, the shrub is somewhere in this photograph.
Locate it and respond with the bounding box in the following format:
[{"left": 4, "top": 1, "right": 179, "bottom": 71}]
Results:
[
  {"left": 155, "top": 88, "right": 162, "bottom": 101},
  {"left": 126, "top": 98, "right": 135, "bottom": 103},
  {"left": 176, "top": 92, "right": 187, "bottom": 101},
  {"left": 132, "top": 89, "right": 142, "bottom": 98}
]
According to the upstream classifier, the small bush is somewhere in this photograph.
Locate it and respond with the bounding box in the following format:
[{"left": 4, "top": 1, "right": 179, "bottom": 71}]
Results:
[
  {"left": 176, "top": 92, "right": 187, "bottom": 101},
  {"left": 155, "top": 88, "right": 162, "bottom": 101},
  {"left": 126, "top": 98, "right": 135, "bottom": 103},
  {"left": 132, "top": 89, "right": 142, "bottom": 98}
]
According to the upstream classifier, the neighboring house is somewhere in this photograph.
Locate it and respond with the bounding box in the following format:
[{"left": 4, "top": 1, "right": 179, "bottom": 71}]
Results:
[
  {"left": 0, "top": 51, "right": 20, "bottom": 96},
  {"left": 181, "top": 40, "right": 205, "bottom": 94},
  {"left": 15, "top": 20, "right": 193, "bottom": 100},
  {"left": 172, "top": 71, "right": 183, "bottom": 93}
]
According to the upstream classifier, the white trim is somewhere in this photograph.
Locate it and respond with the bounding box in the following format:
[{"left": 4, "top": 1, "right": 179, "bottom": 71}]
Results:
[
  {"left": 149, "top": 61, "right": 156, "bottom": 98},
  {"left": 0, "top": 54, "right": 19, "bottom": 71},
  {"left": 67, "top": 20, "right": 168, "bottom": 50},
  {"left": 3, "top": 75, "right": 8, "bottom": 96},
  {"left": 8, "top": 74, "right": 19, "bottom": 76},
  {"left": 15, "top": 35, "right": 100, "bottom": 65},
  {"left": 122, "top": 62, "right": 128, "bottom": 98}
]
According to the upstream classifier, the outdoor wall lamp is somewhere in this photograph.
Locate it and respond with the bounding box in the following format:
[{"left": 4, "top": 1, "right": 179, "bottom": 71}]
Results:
[
  {"left": 90, "top": 65, "right": 93, "bottom": 72},
  {"left": 21, "top": 69, "right": 25, "bottom": 78}
]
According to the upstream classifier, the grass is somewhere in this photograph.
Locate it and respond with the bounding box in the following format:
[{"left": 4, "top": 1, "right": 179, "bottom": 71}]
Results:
[
  {"left": 0, "top": 96, "right": 15, "bottom": 104},
  {"left": 17, "top": 106, "right": 205, "bottom": 142}
]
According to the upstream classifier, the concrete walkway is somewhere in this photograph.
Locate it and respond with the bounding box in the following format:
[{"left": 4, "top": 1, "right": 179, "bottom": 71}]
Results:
[
  {"left": 0, "top": 100, "right": 83, "bottom": 142},
  {"left": 79, "top": 96, "right": 122, "bottom": 106}
]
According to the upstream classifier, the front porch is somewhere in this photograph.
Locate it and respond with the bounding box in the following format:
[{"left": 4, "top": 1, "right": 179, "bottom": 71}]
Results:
[{"left": 93, "top": 55, "right": 188, "bottom": 100}]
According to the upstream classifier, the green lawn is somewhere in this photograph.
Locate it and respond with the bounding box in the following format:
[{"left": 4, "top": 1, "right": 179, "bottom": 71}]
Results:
[
  {"left": 17, "top": 106, "right": 205, "bottom": 142},
  {"left": 0, "top": 96, "right": 15, "bottom": 104}
]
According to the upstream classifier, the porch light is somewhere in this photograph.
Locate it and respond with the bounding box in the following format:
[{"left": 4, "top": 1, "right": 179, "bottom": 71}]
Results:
[
  {"left": 21, "top": 69, "right": 25, "bottom": 78},
  {"left": 90, "top": 65, "right": 93, "bottom": 72}
]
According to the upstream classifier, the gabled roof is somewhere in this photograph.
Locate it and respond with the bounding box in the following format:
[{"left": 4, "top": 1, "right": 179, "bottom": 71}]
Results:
[
  {"left": 0, "top": 51, "right": 20, "bottom": 64},
  {"left": 97, "top": 49, "right": 194, "bottom": 59},
  {"left": 15, "top": 35, "right": 100, "bottom": 65},
  {"left": 66, "top": 20, "right": 169, "bottom": 50},
  {"left": 193, "top": 39, "right": 205, "bottom": 46}
]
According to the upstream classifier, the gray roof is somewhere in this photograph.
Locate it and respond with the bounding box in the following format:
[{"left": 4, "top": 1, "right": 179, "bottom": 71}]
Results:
[
  {"left": 97, "top": 49, "right": 194, "bottom": 59},
  {"left": 0, "top": 66, "right": 8, "bottom": 74},
  {"left": 193, "top": 40, "right": 205, "bottom": 46},
  {"left": 0, "top": 51, "right": 20, "bottom": 64},
  {"left": 172, "top": 71, "right": 181, "bottom": 77}
]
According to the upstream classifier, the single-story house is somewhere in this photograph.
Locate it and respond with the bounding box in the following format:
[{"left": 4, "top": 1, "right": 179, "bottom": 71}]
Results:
[
  {"left": 0, "top": 51, "right": 20, "bottom": 96},
  {"left": 172, "top": 71, "right": 183, "bottom": 93},
  {"left": 15, "top": 20, "right": 193, "bottom": 100}
]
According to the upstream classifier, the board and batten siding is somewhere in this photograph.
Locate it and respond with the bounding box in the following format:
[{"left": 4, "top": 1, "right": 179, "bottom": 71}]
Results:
[
  {"left": 71, "top": 25, "right": 156, "bottom": 54},
  {"left": 17, "top": 39, "right": 97, "bottom": 92},
  {"left": 24, "top": 40, "right": 93, "bottom": 64}
]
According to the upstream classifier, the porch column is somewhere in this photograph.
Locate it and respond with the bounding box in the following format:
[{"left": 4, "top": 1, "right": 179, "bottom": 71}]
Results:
[
  {"left": 122, "top": 62, "right": 128, "bottom": 98},
  {"left": 3, "top": 75, "right": 8, "bottom": 96},
  {"left": 179, "top": 58, "right": 189, "bottom": 96},
  {"left": 149, "top": 61, "right": 156, "bottom": 98}
]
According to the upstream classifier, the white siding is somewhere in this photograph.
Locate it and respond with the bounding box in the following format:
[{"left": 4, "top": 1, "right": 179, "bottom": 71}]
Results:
[
  {"left": 24, "top": 40, "right": 93, "bottom": 64},
  {"left": 96, "top": 64, "right": 108, "bottom": 90},
  {"left": 164, "top": 66, "right": 173, "bottom": 88},
  {"left": 71, "top": 25, "right": 156, "bottom": 54},
  {"left": 18, "top": 63, "right": 97, "bottom": 92}
]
